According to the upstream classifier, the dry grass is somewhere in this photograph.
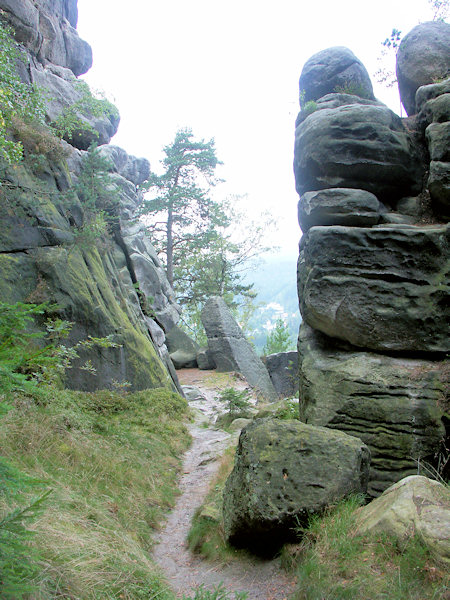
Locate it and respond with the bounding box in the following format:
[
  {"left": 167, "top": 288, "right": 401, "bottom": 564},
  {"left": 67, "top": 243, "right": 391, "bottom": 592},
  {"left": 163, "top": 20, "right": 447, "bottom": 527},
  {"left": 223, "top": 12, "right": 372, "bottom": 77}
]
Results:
[{"left": 0, "top": 387, "right": 190, "bottom": 599}]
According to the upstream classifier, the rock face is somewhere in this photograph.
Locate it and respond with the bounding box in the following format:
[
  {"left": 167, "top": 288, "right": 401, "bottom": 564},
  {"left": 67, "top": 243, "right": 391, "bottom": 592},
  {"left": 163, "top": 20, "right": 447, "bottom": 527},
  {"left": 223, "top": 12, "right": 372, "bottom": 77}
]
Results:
[
  {"left": 223, "top": 418, "right": 370, "bottom": 553},
  {"left": 0, "top": 1, "right": 182, "bottom": 393},
  {"left": 1, "top": 0, "right": 119, "bottom": 150},
  {"left": 298, "top": 188, "right": 384, "bottom": 232},
  {"left": 0, "top": 0, "right": 92, "bottom": 75},
  {"left": 201, "top": 297, "right": 277, "bottom": 401},
  {"left": 396, "top": 21, "right": 450, "bottom": 116},
  {"left": 356, "top": 476, "right": 450, "bottom": 565},
  {"left": 298, "top": 224, "right": 449, "bottom": 353},
  {"left": 417, "top": 79, "right": 450, "bottom": 219},
  {"left": 299, "top": 47, "right": 375, "bottom": 105},
  {"left": 294, "top": 98, "right": 424, "bottom": 202},
  {"left": 298, "top": 323, "right": 447, "bottom": 496},
  {"left": 294, "top": 39, "right": 449, "bottom": 496},
  {"left": 263, "top": 351, "right": 298, "bottom": 397}
]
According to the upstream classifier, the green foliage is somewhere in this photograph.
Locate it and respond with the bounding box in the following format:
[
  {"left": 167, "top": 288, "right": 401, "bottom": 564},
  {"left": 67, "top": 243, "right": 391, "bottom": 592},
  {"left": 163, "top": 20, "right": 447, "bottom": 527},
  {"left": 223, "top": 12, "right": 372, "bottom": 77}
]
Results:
[
  {"left": 333, "top": 81, "right": 372, "bottom": 99},
  {"left": 0, "top": 486, "right": 51, "bottom": 599},
  {"left": 0, "top": 301, "right": 120, "bottom": 394},
  {"left": 217, "top": 387, "right": 252, "bottom": 418},
  {"left": 183, "top": 583, "right": 247, "bottom": 600},
  {"left": 51, "top": 80, "right": 118, "bottom": 143},
  {"left": 303, "top": 100, "right": 318, "bottom": 116},
  {"left": 0, "top": 19, "right": 46, "bottom": 164},
  {"left": 274, "top": 398, "right": 298, "bottom": 420},
  {"left": 429, "top": 0, "right": 449, "bottom": 20},
  {"left": 289, "top": 494, "right": 449, "bottom": 599},
  {"left": 263, "top": 317, "right": 294, "bottom": 355},
  {"left": 66, "top": 144, "right": 120, "bottom": 245}
]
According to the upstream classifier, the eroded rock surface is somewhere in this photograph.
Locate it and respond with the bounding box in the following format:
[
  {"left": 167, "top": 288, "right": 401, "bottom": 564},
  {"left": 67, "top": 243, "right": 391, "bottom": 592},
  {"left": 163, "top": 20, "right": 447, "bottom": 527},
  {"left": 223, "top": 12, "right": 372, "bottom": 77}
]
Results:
[
  {"left": 356, "top": 476, "right": 450, "bottom": 564},
  {"left": 223, "top": 418, "right": 370, "bottom": 553},
  {"left": 396, "top": 21, "right": 450, "bottom": 116},
  {"left": 294, "top": 39, "right": 449, "bottom": 496},
  {"left": 299, "top": 47, "right": 374, "bottom": 105},
  {"left": 298, "top": 224, "right": 450, "bottom": 353},
  {"left": 298, "top": 324, "right": 447, "bottom": 496},
  {"left": 294, "top": 99, "right": 424, "bottom": 201},
  {"left": 0, "top": 0, "right": 181, "bottom": 393}
]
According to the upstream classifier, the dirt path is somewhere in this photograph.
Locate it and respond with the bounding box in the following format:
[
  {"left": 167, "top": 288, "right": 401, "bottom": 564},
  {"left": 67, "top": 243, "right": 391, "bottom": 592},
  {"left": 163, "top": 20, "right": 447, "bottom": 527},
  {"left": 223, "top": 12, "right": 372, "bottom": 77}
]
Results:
[{"left": 153, "top": 369, "right": 296, "bottom": 600}]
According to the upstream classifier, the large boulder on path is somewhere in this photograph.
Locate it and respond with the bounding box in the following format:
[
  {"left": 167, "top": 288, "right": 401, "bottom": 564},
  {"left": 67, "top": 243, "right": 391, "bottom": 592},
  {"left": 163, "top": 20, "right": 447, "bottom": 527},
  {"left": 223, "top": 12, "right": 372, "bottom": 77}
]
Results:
[
  {"left": 294, "top": 99, "right": 424, "bottom": 202},
  {"left": 263, "top": 351, "right": 298, "bottom": 397},
  {"left": 396, "top": 21, "right": 450, "bottom": 116},
  {"left": 297, "top": 224, "right": 450, "bottom": 354},
  {"left": 201, "top": 297, "right": 277, "bottom": 401},
  {"left": 166, "top": 326, "right": 199, "bottom": 369},
  {"left": 299, "top": 47, "right": 374, "bottom": 105},
  {"left": 298, "top": 323, "right": 448, "bottom": 496},
  {"left": 298, "top": 188, "right": 385, "bottom": 233},
  {"left": 356, "top": 476, "right": 450, "bottom": 564},
  {"left": 223, "top": 418, "right": 370, "bottom": 553}
]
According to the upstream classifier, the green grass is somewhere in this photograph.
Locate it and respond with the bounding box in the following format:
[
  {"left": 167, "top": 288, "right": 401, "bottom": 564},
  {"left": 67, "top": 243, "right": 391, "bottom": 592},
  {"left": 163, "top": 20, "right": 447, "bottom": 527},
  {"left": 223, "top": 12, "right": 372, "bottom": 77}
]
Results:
[
  {"left": 0, "top": 385, "right": 191, "bottom": 599},
  {"left": 285, "top": 495, "right": 449, "bottom": 600}
]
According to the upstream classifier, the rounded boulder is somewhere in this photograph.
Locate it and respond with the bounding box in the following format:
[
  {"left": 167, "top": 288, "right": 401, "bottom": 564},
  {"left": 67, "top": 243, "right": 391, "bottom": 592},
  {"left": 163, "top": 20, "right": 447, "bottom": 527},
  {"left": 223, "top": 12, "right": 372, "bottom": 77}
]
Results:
[
  {"left": 396, "top": 21, "right": 450, "bottom": 116},
  {"left": 299, "top": 46, "right": 374, "bottom": 105}
]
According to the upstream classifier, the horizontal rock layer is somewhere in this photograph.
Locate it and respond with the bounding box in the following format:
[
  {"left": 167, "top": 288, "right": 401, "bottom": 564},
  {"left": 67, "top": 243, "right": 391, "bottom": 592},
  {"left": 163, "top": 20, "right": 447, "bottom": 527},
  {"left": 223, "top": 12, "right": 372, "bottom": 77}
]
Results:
[
  {"left": 298, "top": 324, "right": 447, "bottom": 496},
  {"left": 294, "top": 99, "right": 424, "bottom": 202},
  {"left": 298, "top": 224, "right": 450, "bottom": 353}
]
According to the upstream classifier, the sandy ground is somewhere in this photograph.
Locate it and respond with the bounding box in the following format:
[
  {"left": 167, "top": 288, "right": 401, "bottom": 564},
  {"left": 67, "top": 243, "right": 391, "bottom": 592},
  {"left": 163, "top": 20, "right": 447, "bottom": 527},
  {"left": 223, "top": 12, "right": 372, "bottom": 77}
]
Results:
[{"left": 152, "top": 369, "right": 297, "bottom": 599}]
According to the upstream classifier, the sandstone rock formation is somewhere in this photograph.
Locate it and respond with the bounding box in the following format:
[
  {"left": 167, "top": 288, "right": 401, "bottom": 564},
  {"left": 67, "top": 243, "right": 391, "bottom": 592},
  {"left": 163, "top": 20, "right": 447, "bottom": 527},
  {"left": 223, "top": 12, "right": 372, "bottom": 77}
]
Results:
[
  {"left": 356, "top": 476, "right": 450, "bottom": 564},
  {"left": 396, "top": 21, "right": 450, "bottom": 116},
  {"left": 0, "top": 1, "right": 182, "bottom": 393},
  {"left": 166, "top": 326, "right": 199, "bottom": 369},
  {"left": 262, "top": 351, "right": 298, "bottom": 397},
  {"left": 295, "top": 40, "right": 449, "bottom": 495},
  {"left": 0, "top": 0, "right": 119, "bottom": 150},
  {"left": 201, "top": 297, "right": 277, "bottom": 401},
  {"left": 299, "top": 46, "right": 375, "bottom": 105},
  {"left": 223, "top": 418, "right": 370, "bottom": 553}
]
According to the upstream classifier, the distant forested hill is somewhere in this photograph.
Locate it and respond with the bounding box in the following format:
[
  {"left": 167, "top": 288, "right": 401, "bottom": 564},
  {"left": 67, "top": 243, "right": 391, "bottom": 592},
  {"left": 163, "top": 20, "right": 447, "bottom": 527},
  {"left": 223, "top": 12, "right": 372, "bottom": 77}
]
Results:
[{"left": 243, "top": 253, "right": 301, "bottom": 354}]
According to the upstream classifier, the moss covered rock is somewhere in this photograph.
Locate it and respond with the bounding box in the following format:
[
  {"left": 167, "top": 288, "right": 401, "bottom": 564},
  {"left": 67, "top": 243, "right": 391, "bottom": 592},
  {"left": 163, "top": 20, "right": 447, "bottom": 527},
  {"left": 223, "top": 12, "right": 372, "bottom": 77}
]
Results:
[{"left": 223, "top": 417, "right": 370, "bottom": 554}]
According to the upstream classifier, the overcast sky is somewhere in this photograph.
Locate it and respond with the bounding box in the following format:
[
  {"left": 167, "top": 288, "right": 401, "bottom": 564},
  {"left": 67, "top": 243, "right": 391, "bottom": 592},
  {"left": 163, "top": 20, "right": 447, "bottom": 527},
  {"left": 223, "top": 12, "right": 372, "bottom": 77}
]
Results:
[{"left": 77, "top": 0, "right": 439, "bottom": 257}]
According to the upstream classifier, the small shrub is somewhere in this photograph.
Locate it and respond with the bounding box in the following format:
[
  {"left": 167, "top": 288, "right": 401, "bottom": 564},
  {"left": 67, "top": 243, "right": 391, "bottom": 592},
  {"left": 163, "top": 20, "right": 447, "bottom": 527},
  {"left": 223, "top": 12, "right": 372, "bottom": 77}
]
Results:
[
  {"left": 217, "top": 387, "right": 251, "bottom": 419},
  {"left": 303, "top": 100, "right": 318, "bottom": 116},
  {"left": 0, "top": 20, "right": 46, "bottom": 164},
  {"left": 334, "top": 80, "right": 372, "bottom": 99},
  {"left": 51, "top": 80, "right": 118, "bottom": 143},
  {"left": 11, "top": 116, "right": 70, "bottom": 163}
]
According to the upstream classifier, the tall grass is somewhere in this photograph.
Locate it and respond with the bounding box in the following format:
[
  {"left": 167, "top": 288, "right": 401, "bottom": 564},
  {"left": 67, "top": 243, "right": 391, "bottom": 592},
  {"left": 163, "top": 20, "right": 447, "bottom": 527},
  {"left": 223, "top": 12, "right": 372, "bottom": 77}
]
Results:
[
  {"left": 287, "top": 495, "right": 449, "bottom": 600},
  {"left": 0, "top": 386, "right": 190, "bottom": 599}
]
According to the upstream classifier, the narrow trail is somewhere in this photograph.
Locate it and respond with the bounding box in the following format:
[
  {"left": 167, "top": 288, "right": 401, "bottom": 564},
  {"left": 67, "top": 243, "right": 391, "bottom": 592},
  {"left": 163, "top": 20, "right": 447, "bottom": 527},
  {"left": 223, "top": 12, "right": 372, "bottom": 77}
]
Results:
[{"left": 153, "top": 369, "right": 297, "bottom": 600}]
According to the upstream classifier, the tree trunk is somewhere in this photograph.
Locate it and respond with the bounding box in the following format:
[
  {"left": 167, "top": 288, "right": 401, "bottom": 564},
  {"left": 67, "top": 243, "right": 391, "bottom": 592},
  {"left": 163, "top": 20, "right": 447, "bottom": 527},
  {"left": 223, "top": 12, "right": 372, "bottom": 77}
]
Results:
[{"left": 166, "top": 204, "right": 174, "bottom": 287}]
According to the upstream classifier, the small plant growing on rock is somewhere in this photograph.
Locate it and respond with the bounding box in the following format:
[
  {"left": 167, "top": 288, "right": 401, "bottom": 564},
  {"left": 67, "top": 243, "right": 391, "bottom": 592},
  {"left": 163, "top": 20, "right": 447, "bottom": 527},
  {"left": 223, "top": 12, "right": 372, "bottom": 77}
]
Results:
[
  {"left": 334, "top": 81, "right": 372, "bottom": 99},
  {"left": 303, "top": 100, "right": 318, "bottom": 117},
  {"left": 217, "top": 387, "right": 251, "bottom": 419}
]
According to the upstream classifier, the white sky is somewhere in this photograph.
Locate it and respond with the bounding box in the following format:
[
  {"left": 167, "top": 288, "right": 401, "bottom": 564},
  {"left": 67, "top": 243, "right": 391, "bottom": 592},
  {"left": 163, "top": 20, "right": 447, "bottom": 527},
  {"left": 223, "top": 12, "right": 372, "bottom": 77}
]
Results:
[{"left": 76, "top": 0, "right": 439, "bottom": 257}]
